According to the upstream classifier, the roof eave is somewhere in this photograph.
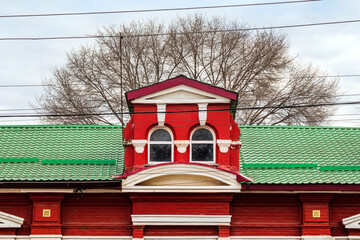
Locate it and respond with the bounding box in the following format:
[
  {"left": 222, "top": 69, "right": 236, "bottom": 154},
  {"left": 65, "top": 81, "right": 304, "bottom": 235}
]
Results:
[{"left": 241, "top": 183, "right": 360, "bottom": 192}]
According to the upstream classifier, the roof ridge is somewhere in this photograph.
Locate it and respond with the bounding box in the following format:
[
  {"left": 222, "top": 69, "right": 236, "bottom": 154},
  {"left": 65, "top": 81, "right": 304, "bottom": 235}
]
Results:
[{"left": 239, "top": 125, "right": 360, "bottom": 130}]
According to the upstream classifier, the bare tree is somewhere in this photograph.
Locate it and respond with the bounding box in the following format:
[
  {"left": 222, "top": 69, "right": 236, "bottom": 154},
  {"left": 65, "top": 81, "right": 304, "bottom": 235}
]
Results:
[{"left": 35, "top": 15, "right": 338, "bottom": 125}]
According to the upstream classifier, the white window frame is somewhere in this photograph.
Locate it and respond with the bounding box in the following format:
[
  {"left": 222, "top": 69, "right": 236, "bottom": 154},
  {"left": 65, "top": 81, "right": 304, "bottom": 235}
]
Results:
[
  {"left": 148, "top": 126, "right": 174, "bottom": 164},
  {"left": 190, "top": 126, "right": 216, "bottom": 164}
]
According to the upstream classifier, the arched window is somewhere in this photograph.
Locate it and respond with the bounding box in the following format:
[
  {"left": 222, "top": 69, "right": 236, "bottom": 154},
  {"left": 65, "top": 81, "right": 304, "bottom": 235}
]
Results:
[
  {"left": 148, "top": 128, "right": 173, "bottom": 163},
  {"left": 190, "top": 127, "right": 215, "bottom": 163}
]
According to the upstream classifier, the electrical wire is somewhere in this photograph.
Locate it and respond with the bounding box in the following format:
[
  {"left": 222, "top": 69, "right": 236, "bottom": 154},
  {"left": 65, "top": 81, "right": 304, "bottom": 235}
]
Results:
[
  {"left": 0, "top": 101, "right": 359, "bottom": 118},
  {"left": 1, "top": 19, "right": 360, "bottom": 41},
  {"left": 1, "top": 75, "right": 360, "bottom": 88},
  {"left": 1, "top": 118, "right": 360, "bottom": 125},
  {"left": 0, "top": 0, "right": 320, "bottom": 19}
]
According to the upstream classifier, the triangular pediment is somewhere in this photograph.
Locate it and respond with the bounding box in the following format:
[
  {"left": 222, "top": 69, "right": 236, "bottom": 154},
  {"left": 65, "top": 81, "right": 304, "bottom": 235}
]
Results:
[
  {"left": 121, "top": 163, "right": 243, "bottom": 193},
  {"left": 131, "top": 85, "right": 230, "bottom": 104},
  {"left": 0, "top": 211, "right": 24, "bottom": 228},
  {"left": 343, "top": 213, "right": 360, "bottom": 229}
]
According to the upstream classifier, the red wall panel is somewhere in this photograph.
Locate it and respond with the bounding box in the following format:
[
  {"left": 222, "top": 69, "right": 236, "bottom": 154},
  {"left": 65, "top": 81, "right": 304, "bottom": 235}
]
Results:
[
  {"left": 330, "top": 194, "right": 360, "bottom": 236},
  {"left": 231, "top": 194, "right": 302, "bottom": 236},
  {"left": 61, "top": 193, "right": 132, "bottom": 236}
]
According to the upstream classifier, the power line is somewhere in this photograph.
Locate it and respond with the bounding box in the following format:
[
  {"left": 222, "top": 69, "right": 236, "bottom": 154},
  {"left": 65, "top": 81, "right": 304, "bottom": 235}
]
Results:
[
  {"left": 0, "top": 91, "right": 359, "bottom": 113},
  {"left": 0, "top": 101, "right": 359, "bottom": 118},
  {"left": 2, "top": 74, "right": 360, "bottom": 88},
  {"left": 1, "top": 18, "right": 360, "bottom": 41},
  {"left": 0, "top": 0, "right": 320, "bottom": 19}
]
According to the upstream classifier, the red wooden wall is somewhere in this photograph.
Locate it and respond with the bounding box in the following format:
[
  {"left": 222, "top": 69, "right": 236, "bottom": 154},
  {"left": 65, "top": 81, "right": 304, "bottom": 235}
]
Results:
[{"left": 0, "top": 192, "right": 359, "bottom": 237}]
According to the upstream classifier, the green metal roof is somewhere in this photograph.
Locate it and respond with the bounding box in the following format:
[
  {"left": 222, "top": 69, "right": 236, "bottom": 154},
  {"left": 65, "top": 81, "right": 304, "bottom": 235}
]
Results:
[
  {"left": 240, "top": 125, "right": 360, "bottom": 184},
  {"left": 0, "top": 125, "right": 123, "bottom": 181},
  {"left": 0, "top": 124, "right": 359, "bottom": 184}
]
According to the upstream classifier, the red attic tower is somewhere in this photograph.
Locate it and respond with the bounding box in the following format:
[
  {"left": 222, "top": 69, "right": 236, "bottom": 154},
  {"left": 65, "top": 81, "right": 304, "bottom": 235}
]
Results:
[{"left": 122, "top": 75, "right": 247, "bottom": 175}]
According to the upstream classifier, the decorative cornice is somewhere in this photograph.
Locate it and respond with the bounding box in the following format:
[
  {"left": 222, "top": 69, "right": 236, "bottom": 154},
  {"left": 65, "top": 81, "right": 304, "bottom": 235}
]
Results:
[
  {"left": 174, "top": 140, "right": 190, "bottom": 153},
  {"left": 132, "top": 140, "right": 147, "bottom": 154},
  {"left": 217, "top": 140, "right": 232, "bottom": 153}
]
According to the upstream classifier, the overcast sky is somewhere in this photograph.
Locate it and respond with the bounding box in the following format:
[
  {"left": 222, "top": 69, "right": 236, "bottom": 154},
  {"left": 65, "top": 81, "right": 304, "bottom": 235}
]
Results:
[{"left": 0, "top": 0, "right": 359, "bottom": 126}]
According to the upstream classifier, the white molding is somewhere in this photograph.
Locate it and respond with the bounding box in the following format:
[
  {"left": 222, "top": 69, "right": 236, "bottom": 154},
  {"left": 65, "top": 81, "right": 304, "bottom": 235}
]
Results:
[
  {"left": 0, "top": 211, "right": 24, "bottom": 228},
  {"left": 174, "top": 140, "right": 190, "bottom": 153},
  {"left": 132, "top": 140, "right": 147, "bottom": 154},
  {"left": 30, "top": 235, "right": 62, "bottom": 240},
  {"left": 62, "top": 237, "right": 131, "bottom": 240},
  {"left": 349, "top": 237, "right": 360, "bottom": 240},
  {"left": 15, "top": 237, "right": 30, "bottom": 240},
  {"left": 217, "top": 140, "right": 232, "bottom": 153},
  {"left": 144, "top": 237, "right": 218, "bottom": 240},
  {"left": 122, "top": 164, "right": 242, "bottom": 193},
  {"left": 343, "top": 213, "right": 360, "bottom": 229},
  {"left": 132, "top": 214, "right": 231, "bottom": 226},
  {"left": 156, "top": 104, "right": 166, "bottom": 126},
  {"left": 131, "top": 85, "right": 231, "bottom": 104},
  {"left": 198, "top": 103, "right": 208, "bottom": 126},
  {"left": 20, "top": 189, "right": 74, "bottom": 193},
  {"left": 0, "top": 236, "right": 16, "bottom": 240},
  {"left": 301, "top": 237, "right": 332, "bottom": 240},
  {"left": 231, "top": 237, "right": 301, "bottom": 240}
]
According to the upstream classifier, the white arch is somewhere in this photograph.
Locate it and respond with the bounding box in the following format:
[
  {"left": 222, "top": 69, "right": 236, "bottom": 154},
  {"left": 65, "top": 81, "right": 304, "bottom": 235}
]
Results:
[{"left": 121, "top": 163, "right": 242, "bottom": 193}]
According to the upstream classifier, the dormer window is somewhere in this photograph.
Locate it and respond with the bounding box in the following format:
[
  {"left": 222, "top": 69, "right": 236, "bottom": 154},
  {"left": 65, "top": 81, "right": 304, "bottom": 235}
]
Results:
[
  {"left": 148, "top": 128, "right": 173, "bottom": 163},
  {"left": 190, "top": 127, "right": 216, "bottom": 163}
]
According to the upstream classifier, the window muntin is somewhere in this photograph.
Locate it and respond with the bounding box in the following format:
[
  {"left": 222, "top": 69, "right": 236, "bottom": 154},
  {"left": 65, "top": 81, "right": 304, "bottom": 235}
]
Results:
[
  {"left": 148, "top": 128, "right": 173, "bottom": 163},
  {"left": 190, "top": 127, "right": 215, "bottom": 163}
]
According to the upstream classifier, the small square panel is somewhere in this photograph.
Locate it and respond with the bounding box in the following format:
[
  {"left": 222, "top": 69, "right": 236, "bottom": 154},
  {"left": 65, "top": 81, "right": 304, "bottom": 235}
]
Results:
[
  {"left": 312, "top": 210, "right": 321, "bottom": 218},
  {"left": 43, "top": 209, "right": 51, "bottom": 217}
]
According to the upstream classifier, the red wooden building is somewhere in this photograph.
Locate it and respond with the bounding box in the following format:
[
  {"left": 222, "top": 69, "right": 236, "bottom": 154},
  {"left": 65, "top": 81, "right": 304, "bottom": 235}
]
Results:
[{"left": 0, "top": 75, "right": 359, "bottom": 240}]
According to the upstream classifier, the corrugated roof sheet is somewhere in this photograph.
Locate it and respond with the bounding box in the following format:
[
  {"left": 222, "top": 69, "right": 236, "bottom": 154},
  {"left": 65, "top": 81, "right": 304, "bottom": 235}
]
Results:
[
  {"left": 0, "top": 125, "right": 123, "bottom": 181},
  {"left": 0, "top": 124, "right": 359, "bottom": 184},
  {"left": 240, "top": 125, "right": 360, "bottom": 184}
]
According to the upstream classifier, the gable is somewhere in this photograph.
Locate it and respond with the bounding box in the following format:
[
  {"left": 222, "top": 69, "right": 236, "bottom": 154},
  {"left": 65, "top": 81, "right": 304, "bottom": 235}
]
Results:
[
  {"left": 343, "top": 213, "right": 360, "bottom": 229},
  {"left": 0, "top": 211, "right": 24, "bottom": 228},
  {"left": 126, "top": 75, "right": 238, "bottom": 102},
  {"left": 130, "top": 85, "right": 230, "bottom": 104}
]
